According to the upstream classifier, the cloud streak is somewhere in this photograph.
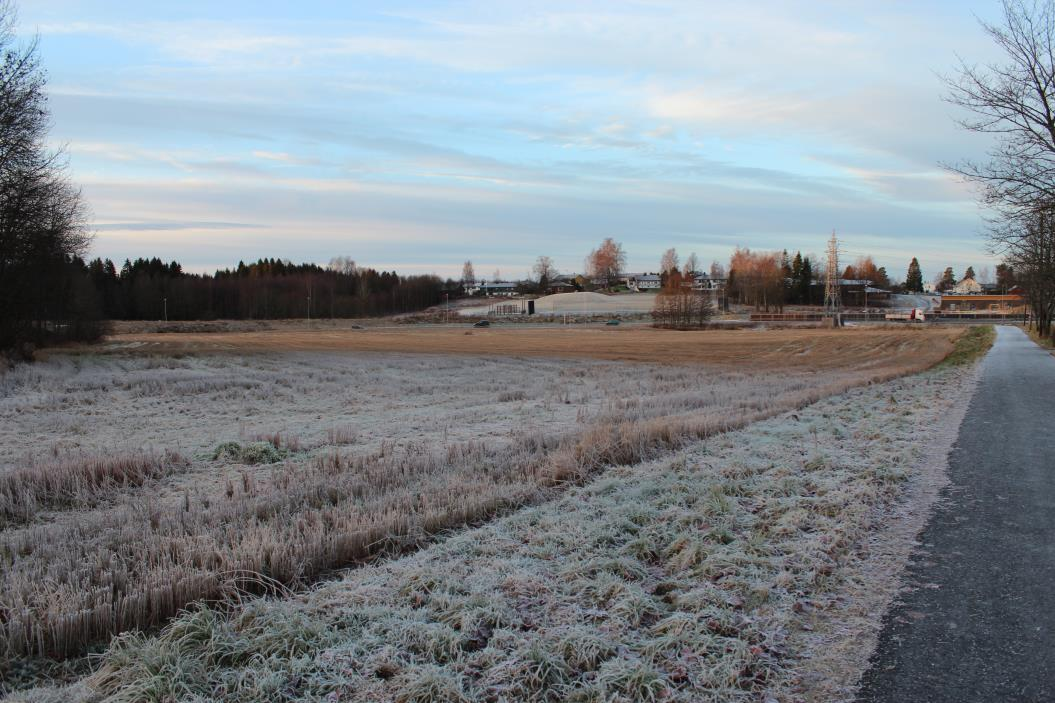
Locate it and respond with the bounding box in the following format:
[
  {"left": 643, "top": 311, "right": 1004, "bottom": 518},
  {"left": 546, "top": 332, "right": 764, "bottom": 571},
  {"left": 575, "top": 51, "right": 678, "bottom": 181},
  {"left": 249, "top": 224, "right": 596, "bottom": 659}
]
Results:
[{"left": 20, "top": 0, "right": 1006, "bottom": 279}]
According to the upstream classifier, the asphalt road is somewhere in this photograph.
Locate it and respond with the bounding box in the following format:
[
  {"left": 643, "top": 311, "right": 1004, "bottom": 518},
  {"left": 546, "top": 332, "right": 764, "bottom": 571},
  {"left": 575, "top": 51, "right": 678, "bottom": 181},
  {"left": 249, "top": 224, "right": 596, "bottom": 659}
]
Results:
[{"left": 858, "top": 326, "right": 1055, "bottom": 702}]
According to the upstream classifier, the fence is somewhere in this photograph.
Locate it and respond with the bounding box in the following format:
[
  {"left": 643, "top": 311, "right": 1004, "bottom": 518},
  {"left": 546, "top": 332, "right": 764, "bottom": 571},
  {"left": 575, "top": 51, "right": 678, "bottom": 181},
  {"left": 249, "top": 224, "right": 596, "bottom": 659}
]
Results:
[{"left": 749, "top": 311, "right": 1031, "bottom": 323}]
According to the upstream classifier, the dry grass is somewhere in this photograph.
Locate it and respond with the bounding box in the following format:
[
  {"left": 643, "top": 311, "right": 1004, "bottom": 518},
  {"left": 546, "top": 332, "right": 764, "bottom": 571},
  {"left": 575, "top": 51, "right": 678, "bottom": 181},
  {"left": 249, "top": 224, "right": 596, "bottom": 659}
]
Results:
[
  {"left": 96, "top": 326, "right": 962, "bottom": 368},
  {"left": 0, "top": 328, "right": 965, "bottom": 676},
  {"left": 1025, "top": 324, "right": 1055, "bottom": 351},
  {"left": 936, "top": 325, "right": 995, "bottom": 366},
  {"left": 0, "top": 452, "right": 186, "bottom": 527},
  {"left": 26, "top": 361, "right": 977, "bottom": 703}
]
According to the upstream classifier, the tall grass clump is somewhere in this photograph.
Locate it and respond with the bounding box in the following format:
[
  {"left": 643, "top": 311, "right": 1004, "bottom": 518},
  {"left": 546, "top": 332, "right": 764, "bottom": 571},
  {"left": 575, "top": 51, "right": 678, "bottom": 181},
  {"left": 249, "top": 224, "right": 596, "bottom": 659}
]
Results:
[{"left": 0, "top": 451, "right": 187, "bottom": 526}]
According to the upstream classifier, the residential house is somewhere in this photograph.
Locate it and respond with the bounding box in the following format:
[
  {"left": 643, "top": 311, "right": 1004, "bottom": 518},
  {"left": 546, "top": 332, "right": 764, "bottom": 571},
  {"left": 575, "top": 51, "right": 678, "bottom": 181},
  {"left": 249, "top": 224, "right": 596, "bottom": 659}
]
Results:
[
  {"left": 479, "top": 281, "right": 519, "bottom": 297},
  {"left": 626, "top": 273, "right": 661, "bottom": 291}
]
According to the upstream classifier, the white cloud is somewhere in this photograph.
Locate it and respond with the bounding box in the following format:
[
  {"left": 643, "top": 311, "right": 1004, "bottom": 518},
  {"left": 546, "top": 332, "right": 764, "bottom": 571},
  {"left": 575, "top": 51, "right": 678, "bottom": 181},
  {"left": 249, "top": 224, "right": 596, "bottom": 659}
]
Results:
[{"left": 21, "top": 0, "right": 1007, "bottom": 276}]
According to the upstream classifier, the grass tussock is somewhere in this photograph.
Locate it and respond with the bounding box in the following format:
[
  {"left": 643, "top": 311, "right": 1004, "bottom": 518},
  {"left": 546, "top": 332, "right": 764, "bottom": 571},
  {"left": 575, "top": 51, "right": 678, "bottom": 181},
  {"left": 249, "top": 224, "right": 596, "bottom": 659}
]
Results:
[
  {"left": 0, "top": 334, "right": 957, "bottom": 666},
  {"left": 211, "top": 441, "right": 289, "bottom": 465},
  {"left": 56, "top": 364, "right": 973, "bottom": 703}
]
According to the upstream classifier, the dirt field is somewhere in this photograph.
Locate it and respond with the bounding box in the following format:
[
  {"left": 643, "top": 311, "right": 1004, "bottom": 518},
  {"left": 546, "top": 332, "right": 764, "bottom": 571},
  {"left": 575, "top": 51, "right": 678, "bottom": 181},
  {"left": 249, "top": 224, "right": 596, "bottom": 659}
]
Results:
[{"left": 98, "top": 326, "right": 961, "bottom": 369}]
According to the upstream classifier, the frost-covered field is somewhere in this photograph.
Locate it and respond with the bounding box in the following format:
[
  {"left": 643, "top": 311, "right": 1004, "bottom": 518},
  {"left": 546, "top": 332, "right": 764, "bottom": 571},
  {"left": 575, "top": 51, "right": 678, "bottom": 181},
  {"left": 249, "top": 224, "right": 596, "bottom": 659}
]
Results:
[
  {"left": 0, "top": 352, "right": 621, "bottom": 470},
  {"left": 15, "top": 358, "right": 976, "bottom": 703},
  {"left": 0, "top": 332, "right": 963, "bottom": 691}
]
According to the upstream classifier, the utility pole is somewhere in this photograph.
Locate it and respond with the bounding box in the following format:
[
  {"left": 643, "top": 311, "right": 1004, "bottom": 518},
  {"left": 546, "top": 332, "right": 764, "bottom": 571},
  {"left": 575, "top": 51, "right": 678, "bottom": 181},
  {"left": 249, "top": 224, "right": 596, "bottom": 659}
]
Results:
[
  {"left": 163, "top": 297, "right": 167, "bottom": 322},
  {"left": 824, "top": 230, "right": 841, "bottom": 325}
]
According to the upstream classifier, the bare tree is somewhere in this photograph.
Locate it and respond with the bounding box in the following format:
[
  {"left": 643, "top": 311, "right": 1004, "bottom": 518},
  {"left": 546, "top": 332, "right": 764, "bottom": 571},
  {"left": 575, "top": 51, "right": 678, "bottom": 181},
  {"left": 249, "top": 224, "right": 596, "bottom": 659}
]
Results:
[
  {"left": 0, "top": 0, "right": 93, "bottom": 353},
  {"left": 652, "top": 269, "right": 714, "bottom": 328},
  {"left": 660, "top": 247, "right": 679, "bottom": 275},
  {"left": 586, "top": 238, "right": 626, "bottom": 289},
  {"left": 945, "top": 1, "right": 1055, "bottom": 218},
  {"left": 709, "top": 260, "right": 726, "bottom": 279},
  {"left": 532, "top": 255, "right": 556, "bottom": 283},
  {"left": 461, "top": 260, "right": 475, "bottom": 287},
  {"left": 683, "top": 251, "right": 699, "bottom": 277},
  {"left": 1001, "top": 209, "right": 1055, "bottom": 336},
  {"left": 728, "top": 247, "right": 785, "bottom": 311},
  {"left": 328, "top": 256, "right": 357, "bottom": 275}
]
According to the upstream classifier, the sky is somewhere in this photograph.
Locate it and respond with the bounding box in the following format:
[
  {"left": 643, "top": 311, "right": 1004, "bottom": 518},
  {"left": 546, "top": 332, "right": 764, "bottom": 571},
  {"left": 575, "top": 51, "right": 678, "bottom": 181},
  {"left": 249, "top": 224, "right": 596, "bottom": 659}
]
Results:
[{"left": 18, "top": 0, "right": 1007, "bottom": 282}]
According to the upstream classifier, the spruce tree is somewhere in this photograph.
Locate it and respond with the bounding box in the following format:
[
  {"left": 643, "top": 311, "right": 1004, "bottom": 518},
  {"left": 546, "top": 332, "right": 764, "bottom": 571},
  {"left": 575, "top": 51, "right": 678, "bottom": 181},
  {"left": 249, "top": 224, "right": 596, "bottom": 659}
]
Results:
[
  {"left": 790, "top": 252, "right": 803, "bottom": 303},
  {"left": 906, "top": 257, "right": 924, "bottom": 292},
  {"left": 939, "top": 267, "right": 957, "bottom": 292},
  {"left": 798, "top": 257, "right": 813, "bottom": 304}
]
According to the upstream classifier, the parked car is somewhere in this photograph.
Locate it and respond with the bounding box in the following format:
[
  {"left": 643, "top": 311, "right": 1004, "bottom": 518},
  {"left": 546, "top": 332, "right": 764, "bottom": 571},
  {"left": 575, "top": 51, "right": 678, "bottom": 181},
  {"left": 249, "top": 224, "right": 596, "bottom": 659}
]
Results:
[
  {"left": 605, "top": 319, "right": 620, "bottom": 326},
  {"left": 473, "top": 320, "right": 491, "bottom": 328}
]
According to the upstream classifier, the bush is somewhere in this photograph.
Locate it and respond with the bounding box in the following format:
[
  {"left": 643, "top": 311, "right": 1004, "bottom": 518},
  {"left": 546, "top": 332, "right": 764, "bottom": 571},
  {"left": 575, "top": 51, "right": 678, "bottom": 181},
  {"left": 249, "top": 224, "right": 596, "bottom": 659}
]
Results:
[{"left": 211, "top": 441, "right": 288, "bottom": 465}]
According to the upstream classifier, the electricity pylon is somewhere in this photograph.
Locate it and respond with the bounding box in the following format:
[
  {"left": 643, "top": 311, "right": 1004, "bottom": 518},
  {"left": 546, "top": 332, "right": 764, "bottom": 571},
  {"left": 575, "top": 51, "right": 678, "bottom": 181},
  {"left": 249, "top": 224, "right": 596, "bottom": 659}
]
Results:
[{"left": 824, "top": 230, "right": 841, "bottom": 322}]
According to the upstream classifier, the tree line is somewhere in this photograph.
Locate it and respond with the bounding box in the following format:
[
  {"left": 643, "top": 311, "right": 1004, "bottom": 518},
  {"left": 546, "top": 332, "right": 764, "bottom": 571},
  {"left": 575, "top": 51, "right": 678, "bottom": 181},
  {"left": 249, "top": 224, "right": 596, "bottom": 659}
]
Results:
[{"left": 80, "top": 256, "right": 451, "bottom": 321}]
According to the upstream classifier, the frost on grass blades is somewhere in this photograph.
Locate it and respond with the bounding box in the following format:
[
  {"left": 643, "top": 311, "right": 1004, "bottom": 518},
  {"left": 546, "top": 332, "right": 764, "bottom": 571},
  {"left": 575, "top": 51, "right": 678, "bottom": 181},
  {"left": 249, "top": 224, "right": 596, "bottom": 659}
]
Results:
[
  {"left": 0, "top": 329, "right": 962, "bottom": 682},
  {"left": 24, "top": 356, "right": 978, "bottom": 703}
]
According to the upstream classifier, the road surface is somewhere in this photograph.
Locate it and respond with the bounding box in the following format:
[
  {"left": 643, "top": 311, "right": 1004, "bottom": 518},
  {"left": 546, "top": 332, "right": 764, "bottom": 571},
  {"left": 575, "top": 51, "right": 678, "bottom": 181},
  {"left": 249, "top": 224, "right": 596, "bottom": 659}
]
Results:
[{"left": 858, "top": 325, "right": 1055, "bottom": 702}]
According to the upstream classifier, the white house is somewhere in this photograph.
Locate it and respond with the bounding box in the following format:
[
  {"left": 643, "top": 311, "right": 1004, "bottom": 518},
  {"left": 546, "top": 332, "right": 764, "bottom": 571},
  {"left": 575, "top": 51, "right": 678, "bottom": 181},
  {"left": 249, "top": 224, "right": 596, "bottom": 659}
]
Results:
[
  {"left": 627, "top": 274, "right": 661, "bottom": 291},
  {"left": 951, "top": 276, "right": 983, "bottom": 294},
  {"left": 688, "top": 272, "right": 727, "bottom": 291}
]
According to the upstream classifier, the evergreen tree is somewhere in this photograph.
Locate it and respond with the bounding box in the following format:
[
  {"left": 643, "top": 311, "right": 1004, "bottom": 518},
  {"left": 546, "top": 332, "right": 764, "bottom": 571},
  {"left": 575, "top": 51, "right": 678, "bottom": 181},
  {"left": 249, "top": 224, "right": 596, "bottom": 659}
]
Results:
[
  {"left": 939, "top": 267, "right": 957, "bottom": 292},
  {"left": 798, "top": 257, "right": 813, "bottom": 305},
  {"left": 964, "top": 265, "right": 976, "bottom": 280},
  {"left": 790, "top": 252, "right": 803, "bottom": 304},
  {"left": 996, "top": 263, "right": 1016, "bottom": 291},
  {"left": 875, "top": 267, "right": 890, "bottom": 288},
  {"left": 905, "top": 257, "right": 924, "bottom": 292}
]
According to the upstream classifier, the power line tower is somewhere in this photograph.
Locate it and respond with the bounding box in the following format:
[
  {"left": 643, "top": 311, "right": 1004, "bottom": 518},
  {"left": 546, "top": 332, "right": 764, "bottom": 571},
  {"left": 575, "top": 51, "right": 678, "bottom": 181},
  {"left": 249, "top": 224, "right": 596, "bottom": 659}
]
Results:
[{"left": 824, "top": 230, "right": 841, "bottom": 323}]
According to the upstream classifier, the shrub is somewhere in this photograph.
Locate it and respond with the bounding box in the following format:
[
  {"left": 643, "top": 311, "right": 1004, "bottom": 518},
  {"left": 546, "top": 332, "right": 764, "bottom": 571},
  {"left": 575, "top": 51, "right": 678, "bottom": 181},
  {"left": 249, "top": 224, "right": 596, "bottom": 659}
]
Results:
[{"left": 211, "top": 441, "right": 288, "bottom": 465}]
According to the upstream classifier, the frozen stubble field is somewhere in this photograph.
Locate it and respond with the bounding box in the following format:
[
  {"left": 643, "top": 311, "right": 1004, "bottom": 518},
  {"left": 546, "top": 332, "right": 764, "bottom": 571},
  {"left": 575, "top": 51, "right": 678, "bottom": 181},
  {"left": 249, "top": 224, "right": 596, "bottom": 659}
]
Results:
[
  {"left": 0, "top": 327, "right": 961, "bottom": 681},
  {"left": 9, "top": 332, "right": 986, "bottom": 703}
]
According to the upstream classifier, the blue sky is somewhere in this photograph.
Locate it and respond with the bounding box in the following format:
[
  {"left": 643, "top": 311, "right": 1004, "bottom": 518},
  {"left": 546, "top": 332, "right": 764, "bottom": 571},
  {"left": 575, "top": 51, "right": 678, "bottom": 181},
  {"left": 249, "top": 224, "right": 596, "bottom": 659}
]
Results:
[{"left": 20, "top": 0, "right": 1005, "bottom": 282}]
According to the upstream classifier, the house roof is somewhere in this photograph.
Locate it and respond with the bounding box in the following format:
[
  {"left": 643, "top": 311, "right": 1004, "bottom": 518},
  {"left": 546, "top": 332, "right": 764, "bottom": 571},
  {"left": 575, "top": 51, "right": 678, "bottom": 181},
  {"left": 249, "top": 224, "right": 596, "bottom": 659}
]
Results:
[{"left": 952, "top": 277, "right": 983, "bottom": 294}]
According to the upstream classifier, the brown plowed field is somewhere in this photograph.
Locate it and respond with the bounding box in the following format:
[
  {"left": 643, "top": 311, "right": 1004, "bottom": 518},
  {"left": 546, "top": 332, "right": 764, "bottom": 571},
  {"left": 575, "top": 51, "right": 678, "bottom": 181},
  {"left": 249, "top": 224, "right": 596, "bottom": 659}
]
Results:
[{"left": 101, "top": 325, "right": 962, "bottom": 370}]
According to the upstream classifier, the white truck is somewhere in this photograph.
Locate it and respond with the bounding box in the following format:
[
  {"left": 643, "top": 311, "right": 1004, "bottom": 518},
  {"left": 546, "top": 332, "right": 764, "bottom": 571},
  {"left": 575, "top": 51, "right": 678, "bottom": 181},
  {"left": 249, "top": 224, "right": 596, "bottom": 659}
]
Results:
[{"left": 885, "top": 308, "right": 927, "bottom": 322}]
